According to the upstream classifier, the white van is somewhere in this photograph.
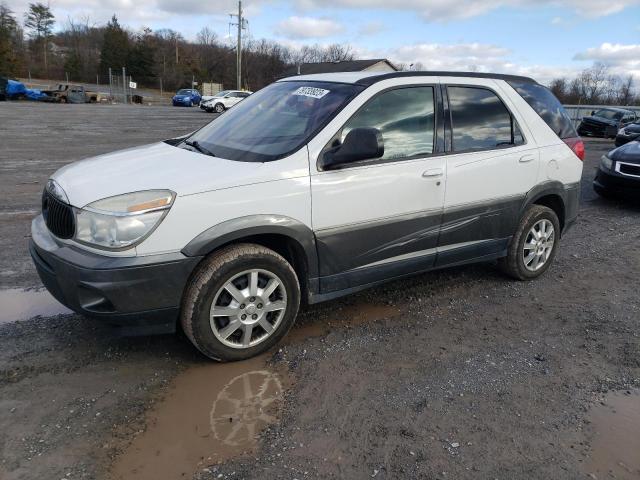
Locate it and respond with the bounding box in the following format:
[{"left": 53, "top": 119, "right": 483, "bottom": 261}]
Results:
[{"left": 31, "top": 71, "right": 584, "bottom": 361}]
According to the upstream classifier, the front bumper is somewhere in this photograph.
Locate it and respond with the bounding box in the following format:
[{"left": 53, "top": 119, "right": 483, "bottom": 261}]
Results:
[
  {"left": 578, "top": 122, "right": 617, "bottom": 138},
  {"left": 593, "top": 166, "right": 640, "bottom": 197},
  {"left": 30, "top": 215, "right": 202, "bottom": 333},
  {"left": 615, "top": 134, "right": 640, "bottom": 147}
]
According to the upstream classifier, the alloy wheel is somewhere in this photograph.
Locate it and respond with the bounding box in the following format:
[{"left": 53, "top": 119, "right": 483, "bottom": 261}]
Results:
[
  {"left": 523, "top": 219, "right": 555, "bottom": 272},
  {"left": 210, "top": 269, "right": 287, "bottom": 349}
]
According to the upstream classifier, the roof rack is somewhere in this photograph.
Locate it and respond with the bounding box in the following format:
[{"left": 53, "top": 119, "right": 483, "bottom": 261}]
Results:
[{"left": 354, "top": 71, "right": 538, "bottom": 86}]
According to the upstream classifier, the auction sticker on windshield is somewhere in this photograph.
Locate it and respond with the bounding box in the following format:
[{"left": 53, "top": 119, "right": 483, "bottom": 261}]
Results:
[{"left": 293, "top": 86, "right": 330, "bottom": 99}]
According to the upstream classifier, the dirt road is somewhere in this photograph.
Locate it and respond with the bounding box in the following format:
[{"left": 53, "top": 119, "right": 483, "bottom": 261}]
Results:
[{"left": 0, "top": 102, "right": 638, "bottom": 480}]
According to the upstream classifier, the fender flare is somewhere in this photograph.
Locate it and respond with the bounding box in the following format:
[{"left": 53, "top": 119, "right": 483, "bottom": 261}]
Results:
[
  {"left": 520, "top": 180, "right": 580, "bottom": 233},
  {"left": 181, "top": 215, "right": 319, "bottom": 279}
]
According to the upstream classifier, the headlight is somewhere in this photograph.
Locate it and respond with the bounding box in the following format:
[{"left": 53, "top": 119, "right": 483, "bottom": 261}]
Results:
[
  {"left": 618, "top": 128, "right": 626, "bottom": 135},
  {"left": 74, "top": 190, "right": 175, "bottom": 250},
  {"left": 600, "top": 155, "right": 613, "bottom": 171}
]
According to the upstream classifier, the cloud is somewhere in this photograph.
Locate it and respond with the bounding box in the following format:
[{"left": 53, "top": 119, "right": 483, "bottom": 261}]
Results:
[
  {"left": 357, "top": 20, "right": 385, "bottom": 36},
  {"left": 350, "top": 42, "right": 584, "bottom": 84},
  {"left": 573, "top": 43, "right": 640, "bottom": 78},
  {"left": 297, "top": 0, "right": 640, "bottom": 21},
  {"left": 274, "top": 16, "right": 345, "bottom": 39}
]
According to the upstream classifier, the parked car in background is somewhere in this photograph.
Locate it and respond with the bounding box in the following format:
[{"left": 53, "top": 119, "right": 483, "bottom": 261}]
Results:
[
  {"left": 614, "top": 122, "right": 640, "bottom": 147},
  {"left": 172, "top": 89, "right": 202, "bottom": 107},
  {"left": 42, "top": 84, "right": 101, "bottom": 103},
  {"left": 577, "top": 107, "right": 637, "bottom": 138},
  {"left": 201, "top": 90, "right": 252, "bottom": 113},
  {"left": 0, "top": 76, "right": 7, "bottom": 101},
  {"left": 30, "top": 71, "right": 583, "bottom": 361},
  {"left": 594, "top": 141, "right": 640, "bottom": 198}
]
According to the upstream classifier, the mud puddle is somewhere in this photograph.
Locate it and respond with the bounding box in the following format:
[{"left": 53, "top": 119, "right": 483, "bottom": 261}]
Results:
[
  {"left": 286, "top": 302, "right": 400, "bottom": 344},
  {"left": 109, "top": 302, "right": 398, "bottom": 479},
  {"left": 109, "top": 355, "right": 290, "bottom": 480},
  {"left": 0, "top": 288, "right": 72, "bottom": 324},
  {"left": 585, "top": 389, "right": 640, "bottom": 479}
]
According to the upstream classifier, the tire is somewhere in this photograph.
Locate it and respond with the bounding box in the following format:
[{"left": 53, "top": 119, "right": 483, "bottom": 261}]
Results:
[
  {"left": 214, "top": 103, "right": 225, "bottom": 113},
  {"left": 180, "top": 243, "right": 301, "bottom": 361},
  {"left": 500, "top": 205, "right": 560, "bottom": 281}
]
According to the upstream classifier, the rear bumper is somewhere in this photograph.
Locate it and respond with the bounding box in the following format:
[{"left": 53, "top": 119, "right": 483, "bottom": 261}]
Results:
[{"left": 30, "top": 215, "right": 202, "bottom": 333}]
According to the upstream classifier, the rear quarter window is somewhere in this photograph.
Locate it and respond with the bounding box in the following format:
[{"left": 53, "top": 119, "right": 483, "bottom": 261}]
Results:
[{"left": 507, "top": 80, "right": 577, "bottom": 139}]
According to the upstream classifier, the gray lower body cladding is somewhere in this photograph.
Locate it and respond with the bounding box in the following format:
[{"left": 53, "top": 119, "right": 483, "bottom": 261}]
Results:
[
  {"left": 312, "top": 184, "right": 579, "bottom": 297},
  {"left": 30, "top": 216, "right": 202, "bottom": 333}
]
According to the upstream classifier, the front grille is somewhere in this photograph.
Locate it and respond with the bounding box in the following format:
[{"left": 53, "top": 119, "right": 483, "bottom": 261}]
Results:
[
  {"left": 579, "top": 121, "right": 606, "bottom": 135},
  {"left": 618, "top": 162, "right": 640, "bottom": 178},
  {"left": 42, "top": 189, "right": 75, "bottom": 239}
]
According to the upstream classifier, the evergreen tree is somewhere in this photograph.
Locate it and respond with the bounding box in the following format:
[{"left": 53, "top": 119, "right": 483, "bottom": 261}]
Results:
[
  {"left": 0, "top": 3, "right": 23, "bottom": 76},
  {"left": 127, "top": 28, "right": 155, "bottom": 81},
  {"left": 23, "top": 2, "right": 54, "bottom": 74},
  {"left": 99, "top": 15, "right": 129, "bottom": 74}
]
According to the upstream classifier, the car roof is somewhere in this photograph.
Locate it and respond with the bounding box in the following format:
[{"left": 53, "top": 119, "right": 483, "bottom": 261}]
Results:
[
  {"left": 595, "top": 106, "right": 633, "bottom": 113},
  {"left": 278, "top": 70, "right": 538, "bottom": 86}
]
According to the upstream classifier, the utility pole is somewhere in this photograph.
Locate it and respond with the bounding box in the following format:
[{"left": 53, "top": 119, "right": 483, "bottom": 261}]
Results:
[
  {"left": 229, "top": 1, "right": 247, "bottom": 90},
  {"left": 122, "top": 66, "right": 127, "bottom": 104}
]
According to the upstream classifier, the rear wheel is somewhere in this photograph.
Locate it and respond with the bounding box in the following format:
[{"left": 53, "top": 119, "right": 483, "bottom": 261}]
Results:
[
  {"left": 181, "top": 244, "right": 300, "bottom": 361},
  {"left": 500, "top": 205, "right": 560, "bottom": 280}
]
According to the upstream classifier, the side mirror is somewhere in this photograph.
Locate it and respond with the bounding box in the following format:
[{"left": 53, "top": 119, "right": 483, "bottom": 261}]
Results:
[
  {"left": 320, "top": 127, "right": 384, "bottom": 170},
  {"left": 591, "top": 110, "right": 596, "bottom": 116}
]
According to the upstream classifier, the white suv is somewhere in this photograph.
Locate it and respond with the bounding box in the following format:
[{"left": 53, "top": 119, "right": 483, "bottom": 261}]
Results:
[
  {"left": 31, "top": 71, "right": 584, "bottom": 361},
  {"left": 200, "top": 90, "right": 252, "bottom": 113}
]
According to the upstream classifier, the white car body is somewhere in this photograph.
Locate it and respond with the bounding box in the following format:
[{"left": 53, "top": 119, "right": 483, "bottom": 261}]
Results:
[
  {"left": 201, "top": 90, "right": 252, "bottom": 112},
  {"left": 31, "top": 71, "right": 584, "bottom": 353}
]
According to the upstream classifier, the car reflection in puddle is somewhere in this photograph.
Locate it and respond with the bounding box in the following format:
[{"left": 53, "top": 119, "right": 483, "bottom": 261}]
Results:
[
  {"left": 210, "top": 369, "right": 283, "bottom": 447},
  {"left": 109, "top": 357, "right": 288, "bottom": 480}
]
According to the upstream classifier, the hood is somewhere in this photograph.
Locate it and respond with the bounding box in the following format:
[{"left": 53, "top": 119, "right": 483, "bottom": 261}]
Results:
[
  {"left": 583, "top": 115, "right": 618, "bottom": 126},
  {"left": 622, "top": 123, "right": 640, "bottom": 134},
  {"left": 610, "top": 141, "right": 640, "bottom": 164},
  {"left": 51, "top": 142, "right": 283, "bottom": 207}
]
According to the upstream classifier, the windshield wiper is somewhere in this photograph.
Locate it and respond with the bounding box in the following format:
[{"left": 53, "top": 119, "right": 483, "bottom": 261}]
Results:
[{"left": 185, "top": 140, "right": 216, "bottom": 157}]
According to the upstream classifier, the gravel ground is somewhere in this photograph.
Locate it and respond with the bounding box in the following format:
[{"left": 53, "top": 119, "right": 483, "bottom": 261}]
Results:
[{"left": 0, "top": 102, "right": 639, "bottom": 480}]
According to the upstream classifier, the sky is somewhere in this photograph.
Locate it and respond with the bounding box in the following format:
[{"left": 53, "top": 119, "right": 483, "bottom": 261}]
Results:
[{"left": 6, "top": 0, "right": 640, "bottom": 84}]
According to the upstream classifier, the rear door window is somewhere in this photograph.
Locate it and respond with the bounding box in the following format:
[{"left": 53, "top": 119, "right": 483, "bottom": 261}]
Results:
[
  {"left": 507, "top": 80, "right": 577, "bottom": 139},
  {"left": 447, "top": 86, "right": 524, "bottom": 152}
]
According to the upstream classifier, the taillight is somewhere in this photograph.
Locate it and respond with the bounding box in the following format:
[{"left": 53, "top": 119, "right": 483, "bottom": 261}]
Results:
[{"left": 563, "top": 137, "right": 585, "bottom": 161}]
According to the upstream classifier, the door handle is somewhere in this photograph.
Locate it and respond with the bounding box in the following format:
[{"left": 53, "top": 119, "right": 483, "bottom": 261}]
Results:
[
  {"left": 422, "top": 168, "right": 444, "bottom": 178},
  {"left": 519, "top": 154, "right": 535, "bottom": 163}
]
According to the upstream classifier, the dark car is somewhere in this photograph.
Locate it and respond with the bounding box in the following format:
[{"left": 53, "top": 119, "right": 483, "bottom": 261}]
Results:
[
  {"left": 615, "top": 122, "right": 640, "bottom": 147},
  {"left": 0, "top": 76, "right": 7, "bottom": 101},
  {"left": 594, "top": 140, "right": 640, "bottom": 197},
  {"left": 172, "top": 89, "right": 202, "bottom": 107},
  {"left": 577, "top": 107, "right": 637, "bottom": 138}
]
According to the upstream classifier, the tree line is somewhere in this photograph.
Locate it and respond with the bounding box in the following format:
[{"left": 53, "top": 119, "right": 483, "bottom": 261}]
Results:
[
  {"left": 0, "top": 2, "right": 637, "bottom": 103},
  {"left": 0, "top": 2, "right": 354, "bottom": 91},
  {"left": 549, "top": 63, "right": 637, "bottom": 106}
]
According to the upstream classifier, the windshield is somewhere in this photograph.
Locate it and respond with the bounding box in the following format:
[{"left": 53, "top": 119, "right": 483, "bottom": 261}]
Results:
[
  {"left": 177, "top": 89, "right": 191, "bottom": 95},
  {"left": 594, "top": 109, "right": 623, "bottom": 120},
  {"left": 185, "top": 81, "right": 364, "bottom": 162},
  {"left": 214, "top": 90, "right": 231, "bottom": 97}
]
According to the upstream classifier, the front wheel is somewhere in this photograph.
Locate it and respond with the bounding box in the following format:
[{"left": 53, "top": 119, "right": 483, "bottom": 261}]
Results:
[
  {"left": 181, "top": 244, "right": 301, "bottom": 361},
  {"left": 500, "top": 205, "right": 560, "bottom": 280},
  {"left": 214, "top": 103, "right": 225, "bottom": 113}
]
